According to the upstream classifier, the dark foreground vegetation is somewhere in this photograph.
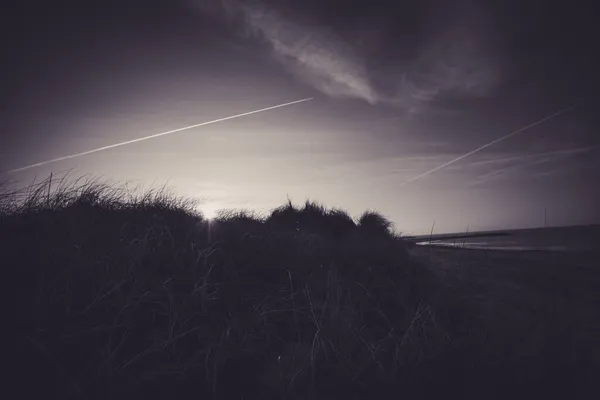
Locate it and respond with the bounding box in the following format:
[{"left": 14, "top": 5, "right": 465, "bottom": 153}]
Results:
[{"left": 3, "top": 174, "right": 599, "bottom": 400}]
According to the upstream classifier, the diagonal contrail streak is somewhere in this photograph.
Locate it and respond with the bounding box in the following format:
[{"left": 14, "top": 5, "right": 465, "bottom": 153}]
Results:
[
  {"left": 7, "top": 97, "right": 313, "bottom": 174},
  {"left": 400, "top": 104, "right": 578, "bottom": 186}
]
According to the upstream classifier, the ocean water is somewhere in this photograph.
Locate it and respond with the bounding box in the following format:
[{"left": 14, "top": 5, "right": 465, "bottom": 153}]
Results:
[{"left": 416, "top": 224, "right": 600, "bottom": 252}]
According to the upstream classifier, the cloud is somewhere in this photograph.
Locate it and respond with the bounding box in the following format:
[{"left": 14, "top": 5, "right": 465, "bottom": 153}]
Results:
[
  {"left": 238, "top": 3, "right": 378, "bottom": 103},
  {"left": 193, "top": 0, "right": 503, "bottom": 112},
  {"left": 301, "top": 153, "right": 459, "bottom": 186},
  {"left": 455, "top": 147, "right": 592, "bottom": 169},
  {"left": 390, "top": 20, "right": 502, "bottom": 111},
  {"left": 467, "top": 146, "right": 594, "bottom": 186}
]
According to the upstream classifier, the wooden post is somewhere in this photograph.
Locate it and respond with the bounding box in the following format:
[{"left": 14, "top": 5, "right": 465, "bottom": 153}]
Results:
[{"left": 428, "top": 221, "right": 435, "bottom": 244}]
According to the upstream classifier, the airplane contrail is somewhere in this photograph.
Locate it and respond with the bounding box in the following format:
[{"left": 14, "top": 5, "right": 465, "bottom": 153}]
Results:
[
  {"left": 7, "top": 97, "right": 314, "bottom": 174},
  {"left": 401, "top": 104, "right": 578, "bottom": 186}
]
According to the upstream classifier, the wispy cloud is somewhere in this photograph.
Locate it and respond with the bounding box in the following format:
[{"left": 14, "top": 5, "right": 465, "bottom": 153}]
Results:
[
  {"left": 454, "top": 147, "right": 595, "bottom": 169},
  {"left": 388, "top": 17, "right": 502, "bottom": 112},
  {"left": 239, "top": 3, "right": 378, "bottom": 103},
  {"left": 467, "top": 146, "right": 594, "bottom": 186},
  {"left": 197, "top": 0, "right": 503, "bottom": 113},
  {"left": 310, "top": 153, "right": 467, "bottom": 185}
]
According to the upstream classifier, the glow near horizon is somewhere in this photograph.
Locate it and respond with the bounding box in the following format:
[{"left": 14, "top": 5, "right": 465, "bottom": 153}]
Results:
[{"left": 3, "top": 98, "right": 588, "bottom": 235}]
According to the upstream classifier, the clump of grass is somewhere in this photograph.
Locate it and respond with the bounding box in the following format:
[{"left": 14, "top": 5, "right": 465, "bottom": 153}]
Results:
[{"left": 357, "top": 210, "right": 394, "bottom": 237}]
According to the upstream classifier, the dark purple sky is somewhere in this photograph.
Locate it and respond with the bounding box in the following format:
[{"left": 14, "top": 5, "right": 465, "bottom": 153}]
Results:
[{"left": 2, "top": 0, "right": 599, "bottom": 234}]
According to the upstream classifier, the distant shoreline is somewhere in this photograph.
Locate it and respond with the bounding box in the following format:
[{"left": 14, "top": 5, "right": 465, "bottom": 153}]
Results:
[
  {"left": 403, "top": 231, "right": 511, "bottom": 243},
  {"left": 402, "top": 223, "right": 600, "bottom": 243}
]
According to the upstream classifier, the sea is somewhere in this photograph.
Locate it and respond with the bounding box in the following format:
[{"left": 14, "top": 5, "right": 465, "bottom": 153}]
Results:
[{"left": 413, "top": 224, "right": 600, "bottom": 253}]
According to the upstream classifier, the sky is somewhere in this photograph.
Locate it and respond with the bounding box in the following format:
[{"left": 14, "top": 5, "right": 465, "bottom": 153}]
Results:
[{"left": 2, "top": 0, "right": 599, "bottom": 234}]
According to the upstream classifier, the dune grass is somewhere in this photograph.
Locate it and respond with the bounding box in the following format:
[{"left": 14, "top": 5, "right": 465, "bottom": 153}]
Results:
[{"left": 4, "top": 173, "right": 599, "bottom": 399}]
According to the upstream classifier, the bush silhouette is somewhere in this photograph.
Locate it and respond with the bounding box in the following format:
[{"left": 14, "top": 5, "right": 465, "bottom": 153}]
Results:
[{"left": 357, "top": 210, "right": 394, "bottom": 237}]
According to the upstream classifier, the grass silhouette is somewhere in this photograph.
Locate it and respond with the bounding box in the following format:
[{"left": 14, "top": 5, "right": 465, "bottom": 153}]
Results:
[{"left": 4, "top": 173, "right": 599, "bottom": 400}]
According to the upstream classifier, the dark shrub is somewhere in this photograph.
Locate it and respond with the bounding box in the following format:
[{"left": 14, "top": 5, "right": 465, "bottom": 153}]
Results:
[{"left": 358, "top": 210, "right": 394, "bottom": 237}]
